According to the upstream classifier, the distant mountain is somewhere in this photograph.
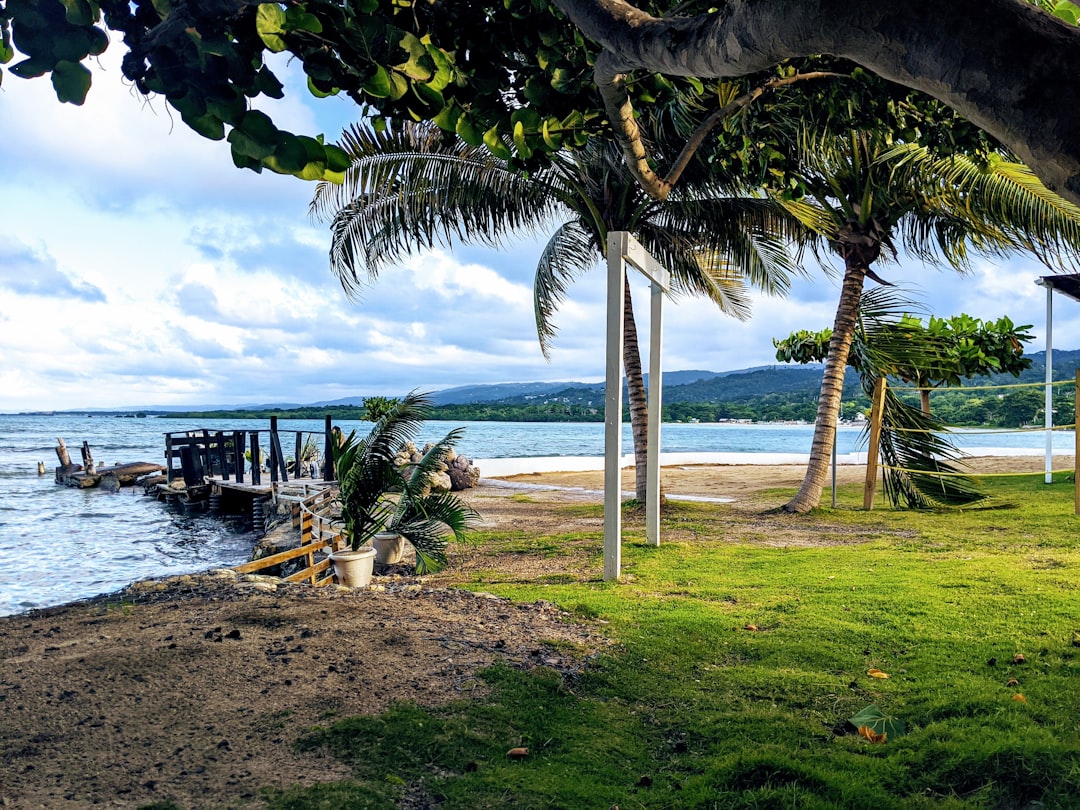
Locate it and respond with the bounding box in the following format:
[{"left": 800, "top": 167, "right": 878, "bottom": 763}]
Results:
[
  {"left": 427, "top": 381, "right": 600, "bottom": 406},
  {"left": 36, "top": 350, "right": 1080, "bottom": 416}
]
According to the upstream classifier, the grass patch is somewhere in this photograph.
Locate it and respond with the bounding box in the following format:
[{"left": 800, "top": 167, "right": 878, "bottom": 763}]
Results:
[{"left": 270, "top": 476, "right": 1080, "bottom": 809}]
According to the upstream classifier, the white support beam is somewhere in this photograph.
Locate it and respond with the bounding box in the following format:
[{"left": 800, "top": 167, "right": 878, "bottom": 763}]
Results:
[
  {"left": 646, "top": 275, "right": 664, "bottom": 546},
  {"left": 614, "top": 232, "right": 671, "bottom": 291},
  {"left": 1046, "top": 281, "right": 1054, "bottom": 484},
  {"left": 603, "top": 233, "right": 626, "bottom": 581}
]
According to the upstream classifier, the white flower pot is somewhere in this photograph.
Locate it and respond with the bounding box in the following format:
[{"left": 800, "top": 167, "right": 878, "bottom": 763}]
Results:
[
  {"left": 372, "top": 532, "right": 405, "bottom": 565},
  {"left": 328, "top": 547, "right": 376, "bottom": 588}
]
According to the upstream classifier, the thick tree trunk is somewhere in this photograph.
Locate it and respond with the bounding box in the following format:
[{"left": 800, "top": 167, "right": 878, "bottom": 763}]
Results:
[
  {"left": 920, "top": 388, "right": 932, "bottom": 416},
  {"left": 558, "top": 0, "right": 1080, "bottom": 206},
  {"left": 622, "top": 278, "right": 651, "bottom": 502},
  {"left": 783, "top": 261, "right": 868, "bottom": 513}
]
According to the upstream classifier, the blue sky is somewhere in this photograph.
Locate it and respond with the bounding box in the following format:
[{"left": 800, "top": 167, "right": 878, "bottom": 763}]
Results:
[{"left": 1, "top": 52, "right": 1076, "bottom": 411}]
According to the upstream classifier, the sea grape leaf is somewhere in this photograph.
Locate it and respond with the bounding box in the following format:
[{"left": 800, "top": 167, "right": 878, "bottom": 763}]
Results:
[
  {"left": 255, "top": 3, "right": 287, "bottom": 52},
  {"left": 455, "top": 113, "right": 481, "bottom": 146},
  {"left": 50, "top": 59, "right": 91, "bottom": 104},
  {"left": 849, "top": 705, "right": 906, "bottom": 741},
  {"left": 867, "top": 668, "right": 890, "bottom": 679},
  {"left": 364, "top": 65, "right": 392, "bottom": 98},
  {"left": 59, "top": 0, "right": 95, "bottom": 27},
  {"left": 9, "top": 55, "right": 51, "bottom": 78},
  {"left": 483, "top": 126, "right": 512, "bottom": 160}
]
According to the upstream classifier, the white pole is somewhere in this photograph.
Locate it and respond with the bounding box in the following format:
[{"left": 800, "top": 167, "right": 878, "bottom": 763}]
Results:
[
  {"left": 1046, "top": 283, "right": 1054, "bottom": 484},
  {"left": 603, "top": 234, "right": 626, "bottom": 581},
  {"left": 646, "top": 278, "right": 663, "bottom": 546}
]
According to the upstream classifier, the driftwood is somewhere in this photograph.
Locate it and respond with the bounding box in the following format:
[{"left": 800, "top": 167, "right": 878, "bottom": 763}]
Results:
[
  {"left": 81, "top": 441, "right": 95, "bottom": 475},
  {"left": 57, "top": 461, "right": 166, "bottom": 489},
  {"left": 54, "top": 438, "right": 80, "bottom": 476}
]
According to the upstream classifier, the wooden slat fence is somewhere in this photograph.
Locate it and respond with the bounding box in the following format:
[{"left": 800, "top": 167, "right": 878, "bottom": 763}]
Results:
[{"left": 234, "top": 484, "right": 344, "bottom": 586}]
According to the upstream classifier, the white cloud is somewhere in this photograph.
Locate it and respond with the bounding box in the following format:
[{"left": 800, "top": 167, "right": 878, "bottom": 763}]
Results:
[{"left": 1, "top": 54, "right": 1074, "bottom": 410}]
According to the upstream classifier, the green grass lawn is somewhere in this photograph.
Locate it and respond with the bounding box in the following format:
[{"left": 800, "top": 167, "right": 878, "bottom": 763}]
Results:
[{"left": 265, "top": 474, "right": 1080, "bottom": 809}]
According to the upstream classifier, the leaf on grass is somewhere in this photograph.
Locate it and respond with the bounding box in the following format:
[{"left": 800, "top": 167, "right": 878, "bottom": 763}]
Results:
[
  {"left": 849, "top": 705, "right": 906, "bottom": 741},
  {"left": 1006, "top": 678, "right": 1020, "bottom": 686},
  {"left": 744, "top": 624, "right": 760, "bottom": 632},
  {"left": 857, "top": 725, "right": 888, "bottom": 743},
  {"left": 867, "top": 668, "right": 890, "bottom": 679},
  {"left": 1012, "top": 694, "right": 1027, "bottom": 703},
  {"left": 1013, "top": 653, "right": 1026, "bottom": 664},
  {"left": 507, "top": 747, "right": 529, "bottom": 758}
]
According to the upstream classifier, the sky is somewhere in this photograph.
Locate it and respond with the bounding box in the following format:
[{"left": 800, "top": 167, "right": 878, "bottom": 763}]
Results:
[{"left": 1, "top": 51, "right": 1077, "bottom": 412}]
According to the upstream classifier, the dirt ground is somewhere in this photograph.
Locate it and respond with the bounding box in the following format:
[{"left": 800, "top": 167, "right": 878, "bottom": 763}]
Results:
[{"left": 0, "top": 457, "right": 1064, "bottom": 809}]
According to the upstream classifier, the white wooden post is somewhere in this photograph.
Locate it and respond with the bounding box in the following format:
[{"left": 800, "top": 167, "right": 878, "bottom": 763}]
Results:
[
  {"left": 646, "top": 271, "right": 664, "bottom": 546},
  {"left": 603, "top": 234, "right": 626, "bottom": 581},
  {"left": 604, "top": 233, "right": 671, "bottom": 579},
  {"left": 1045, "top": 281, "right": 1054, "bottom": 484}
]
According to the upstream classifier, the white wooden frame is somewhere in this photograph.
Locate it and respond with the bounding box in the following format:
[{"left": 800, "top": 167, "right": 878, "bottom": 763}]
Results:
[{"left": 604, "top": 232, "right": 671, "bottom": 581}]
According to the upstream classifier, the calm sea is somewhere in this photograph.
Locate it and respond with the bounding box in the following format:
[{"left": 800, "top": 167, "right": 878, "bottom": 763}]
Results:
[{"left": 0, "top": 413, "right": 1068, "bottom": 616}]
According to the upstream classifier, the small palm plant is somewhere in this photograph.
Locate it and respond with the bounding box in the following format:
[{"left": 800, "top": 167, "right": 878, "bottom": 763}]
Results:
[{"left": 331, "top": 391, "right": 478, "bottom": 573}]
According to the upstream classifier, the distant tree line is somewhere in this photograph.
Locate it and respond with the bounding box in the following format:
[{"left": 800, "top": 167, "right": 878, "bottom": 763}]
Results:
[{"left": 163, "top": 350, "right": 1080, "bottom": 427}]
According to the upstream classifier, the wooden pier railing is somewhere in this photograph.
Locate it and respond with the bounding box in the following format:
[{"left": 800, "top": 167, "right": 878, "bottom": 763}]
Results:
[
  {"left": 233, "top": 484, "right": 344, "bottom": 586},
  {"left": 164, "top": 415, "right": 336, "bottom": 486}
]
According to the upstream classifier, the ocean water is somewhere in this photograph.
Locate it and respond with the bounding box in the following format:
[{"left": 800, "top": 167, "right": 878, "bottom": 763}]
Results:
[{"left": 0, "top": 413, "right": 1070, "bottom": 616}]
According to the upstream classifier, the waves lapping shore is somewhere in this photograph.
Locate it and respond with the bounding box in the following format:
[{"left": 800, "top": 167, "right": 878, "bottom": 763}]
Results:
[{"left": 1, "top": 413, "right": 1074, "bottom": 616}]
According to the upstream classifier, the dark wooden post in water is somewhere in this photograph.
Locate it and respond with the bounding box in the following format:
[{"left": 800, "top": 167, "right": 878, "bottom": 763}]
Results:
[
  {"left": 323, "top": 415, "right": 334, "bottom": 481},
  {"left": 234, "top": 431, "right": 246, "bottom": 484},
  {"left": 269, "top": 417, "right": 279, "bottom": 484},
  {"left": 250, "top": 432, "right": 261, "bottom": 486},
  {"left": 81, "top": 441, "right": 95, "bottom": 475},
  {"left": 179, "top": 445, "right": 203, "bottom": 486},
  {"left": 199, "top": 430, "right": 213, "bottom": 479},
  {"left": 215, "top": 431, "right": 228, "bottom": 480},
  {"left": 269, "top": 417, "right": 288, "bottom": 482},
  {"left": 165, "top": 433, "right": 174, "bottom": 482},
  {"left": 54, "top": 438, "right": 80, "bottom": 477}
]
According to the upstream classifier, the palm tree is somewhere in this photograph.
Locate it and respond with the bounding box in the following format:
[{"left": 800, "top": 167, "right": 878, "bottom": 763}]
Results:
[
  {"left": 311, "top": 121, "right": 808, "bottom": 502},
  {"left": 779, "top": 132, "right": 1080, "bottom": 513},
  {"left": 331, "top": 390, "right": 478, "bottom": 573}
]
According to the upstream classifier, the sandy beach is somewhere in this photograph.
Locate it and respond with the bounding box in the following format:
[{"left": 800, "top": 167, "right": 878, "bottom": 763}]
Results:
[{"left": 484, "top": 452, "right": 1075, "bottom": 501}]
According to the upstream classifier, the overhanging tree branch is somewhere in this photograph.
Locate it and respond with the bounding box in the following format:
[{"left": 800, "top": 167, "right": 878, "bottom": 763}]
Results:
[{"left": 556, "top": 0, "right": 1080, "bottom": 206}]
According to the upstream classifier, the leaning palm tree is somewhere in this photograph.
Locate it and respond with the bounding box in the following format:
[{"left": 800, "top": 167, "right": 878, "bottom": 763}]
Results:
[
  {"left": 779, "top": 131, "right": 1080, "bottom": 513},
  {"left": 311, "top": 120, "right": 809, "bottom": 502}
]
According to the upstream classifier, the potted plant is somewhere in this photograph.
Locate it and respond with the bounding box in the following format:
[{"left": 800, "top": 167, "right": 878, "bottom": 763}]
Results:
[{"left": 328, "top": 391, "right": 478, "bottom": 585}]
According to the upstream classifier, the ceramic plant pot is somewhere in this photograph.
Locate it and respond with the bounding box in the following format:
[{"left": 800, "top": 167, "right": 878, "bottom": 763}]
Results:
[
  {"left": 372, "top": 532, "right": 405, "bottom": 565},
  {"left": 328, "top": 547, "right": 376, "bottom": 588}
]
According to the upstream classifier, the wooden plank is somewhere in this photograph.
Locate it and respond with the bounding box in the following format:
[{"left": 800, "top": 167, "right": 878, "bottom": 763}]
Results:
[
  {"left": 233, "top": 540, "right": 333, "bottom": 573},
  {"left": 863, "top": 377, "right": 888, "bottom": 510},
  {"left": 284, "top": 559, "right": 332, "bottom": 584}
]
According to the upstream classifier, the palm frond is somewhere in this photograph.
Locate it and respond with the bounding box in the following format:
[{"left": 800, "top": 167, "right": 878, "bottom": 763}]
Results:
[
  {"left": 534, "top": 221, "right": 599, "bottom": 357},
  {"left": 872, "top": 381, "right": 988, "bottom": 508},
  {"left": 851, "top": 290, "right": 987, "bottom": 507},
  {"left": 315, "top": 121, "right": 563, "bottom": 294}
]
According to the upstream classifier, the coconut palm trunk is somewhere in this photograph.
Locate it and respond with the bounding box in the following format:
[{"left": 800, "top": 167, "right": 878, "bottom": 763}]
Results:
[
  {"left": 621, "top": 277, "right": 654, "bottom": 503},
  {"left": 783, "top": 257, "right": 869, "bottom": 513},
  {"left": 918, "top": 385, "right": 932, "bottom": 416}
]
